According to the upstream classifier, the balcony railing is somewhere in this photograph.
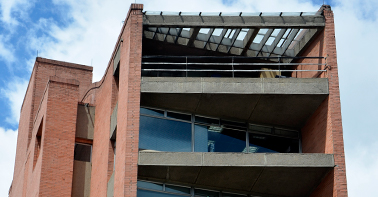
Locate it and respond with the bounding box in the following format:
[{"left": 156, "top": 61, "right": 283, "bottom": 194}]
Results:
[{"left": 142, "top": 56, "right": 327, "bottom": 78}]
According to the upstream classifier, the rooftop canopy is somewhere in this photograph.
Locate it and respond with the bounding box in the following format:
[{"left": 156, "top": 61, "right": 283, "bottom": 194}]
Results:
[{"left": 142, "top": 10, "right": 325, "bottom": 60}]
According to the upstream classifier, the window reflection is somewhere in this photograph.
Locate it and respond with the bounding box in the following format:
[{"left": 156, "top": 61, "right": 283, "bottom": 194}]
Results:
[
  {"left": 139, "top": 116, "right": 192, "bottom": 152},
  {"left": 195, "top": 125, "right": 246, "bottom": 152},
  {"left": 139, "top": 107, "right": 300, "bottom": 153}
]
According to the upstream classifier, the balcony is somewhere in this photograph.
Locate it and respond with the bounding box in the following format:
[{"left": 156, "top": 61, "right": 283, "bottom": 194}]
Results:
[
  {"left": 138, "top": 152, "right": 334, "bottom": 197},
  {"left": 141, "top": 78, "right": 328, "bottom": 129}
]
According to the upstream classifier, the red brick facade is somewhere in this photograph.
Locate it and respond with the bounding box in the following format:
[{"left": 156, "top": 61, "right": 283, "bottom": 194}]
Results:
[{"left": 10, "top": 4, "right": 347, "bottom": 197}]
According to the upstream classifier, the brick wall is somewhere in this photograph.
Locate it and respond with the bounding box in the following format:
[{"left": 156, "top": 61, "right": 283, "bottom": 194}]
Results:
[
  {"left": 11, "top": 59, "right": 92, "bottom": 197},
  {"left": 301, "top": 5, "right": 348, "bottom": 197},
  {"left": 292, "top": 30, "right": 327, "bottom": 79},
  {"left": 323, "top": 6, "right": 348, "bottom": 197},
  {"left": 11, "top": 66, "right": 36, "bottom": 197},
  {"left": 89, "top": 57, "right": 114, "bottom": 196},
  {"left": 18, "top": 77, "right": 80, "bottom": 197},
  {"left": 113, "top": 4, "right": 143, "bottom": 197}
]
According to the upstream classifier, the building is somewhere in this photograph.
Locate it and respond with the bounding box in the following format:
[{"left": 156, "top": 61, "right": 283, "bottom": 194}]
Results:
[{"left": 9, "top": 3, "right": 347, "bottom": 197}]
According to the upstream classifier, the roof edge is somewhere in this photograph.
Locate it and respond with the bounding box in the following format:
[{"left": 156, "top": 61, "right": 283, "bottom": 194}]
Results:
[{"left": 36, "top": 57, "right": 93, "bottom": 72}]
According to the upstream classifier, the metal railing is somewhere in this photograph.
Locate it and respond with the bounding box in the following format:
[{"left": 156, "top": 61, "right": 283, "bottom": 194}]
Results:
[{"left": 141, "top": 56, "right": 327, "bottom": 78}]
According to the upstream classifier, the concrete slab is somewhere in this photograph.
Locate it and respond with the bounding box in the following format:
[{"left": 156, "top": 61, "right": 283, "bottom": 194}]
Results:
[
  {"left": 137, "top": 152, "right": 334, "bottom": 197},
  {"left": 141, "top": 77, "right": 328, "bottom": 128}
]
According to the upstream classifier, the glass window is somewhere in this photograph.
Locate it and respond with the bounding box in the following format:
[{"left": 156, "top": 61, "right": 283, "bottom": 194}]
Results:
[
  {"left": 195, "top": 116, "right": 219, "bottom": 125},
  {"left": 221, "top": 120, "right": 246, "bottom": 130},
  {"left": 194, "top": 125, "right": 246, "bottom": 152},
  {"left": 166, "top": 111, "right": 191, "bottom": 121},
  {"left": 222, "top": 193, "right": 247, "bottom": 197},
  {"left": 139, "top": 116, "right": 192, "bottom": 152},
  {"left": 140, "top": 108, "right": 164, "bottom": 117},
  {"left": 248, "top": 124, "right": 272, "bottom": 134},
  {"left": 137, "top": 181, "right": 163, "bottom": 191},
  {"left": 165, "top": 185, "right": 191, "bottom": 194},
  {"left": 274, "top": 128, "right": 298, "bottom": 138},
  {"left": 138, "top": 189, "right": 187, "bottom": 197},
  {"left": 74, "top": 143, "right": 92, "bottom": 162},
  {"left": 248, "top": 133, "right": 299, "bottom": 153},
  {"left": 194, "top": 189, "right": 219, "bottom": 197}
]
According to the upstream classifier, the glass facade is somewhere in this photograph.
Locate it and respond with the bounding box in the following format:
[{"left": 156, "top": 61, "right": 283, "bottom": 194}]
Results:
[
  {"left": 137, "top": 180, "right": 247, "bottom": 197},
  {"left": 139, "top": 107, "right": 300, "bottom": 153}
]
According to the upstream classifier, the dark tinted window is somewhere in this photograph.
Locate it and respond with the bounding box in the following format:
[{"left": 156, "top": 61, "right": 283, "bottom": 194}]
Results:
[{"left": 74, "top": 143, "right": 92, "bottom": 162}]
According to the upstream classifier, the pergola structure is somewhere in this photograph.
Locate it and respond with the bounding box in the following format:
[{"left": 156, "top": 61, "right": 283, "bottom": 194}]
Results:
[{"left": 143, "top": 11, "right": 324, "bottom": 62}]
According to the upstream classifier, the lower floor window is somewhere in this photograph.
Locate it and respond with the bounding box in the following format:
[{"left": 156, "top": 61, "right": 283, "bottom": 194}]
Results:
[
  {"left": 139, "top": 107, "right": 300, "bottom": 153},
  {"left": 137, "top": 180, "right": 246, "bottom": 197}
]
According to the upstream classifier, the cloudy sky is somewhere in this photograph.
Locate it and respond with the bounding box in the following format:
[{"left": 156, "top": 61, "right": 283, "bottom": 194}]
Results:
[{"left": 0, "top": 0, "right": 376, "bottom": 196}]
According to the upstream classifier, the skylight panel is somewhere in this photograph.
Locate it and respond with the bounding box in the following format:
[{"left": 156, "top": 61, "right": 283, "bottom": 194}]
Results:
[
  {"left": 258, "top": 29, "right": 268, "bottom": 35},
  {"left": 227, "top": 29, "right": 236, "bottom": 38},
  {"left": 282, "top": 29, "right": 291, "bottom": 38},
  {"left": 266, "top": 37, "right": 275, "bottom": 45},
  {"left": 236, "top": 31, "right": 247, "bottom": 40},
  {"left": 212, "top": 28, "right": 223, "bottom": 36},
  {"left": 199, "top": 28, "right": 211, "bottom": 34},
  {"left": 271, "top": 29, "right": 281, "bottom": 37},
  {"left": 278, "top": 38, "right": 285, "bottom": 47},
  {"left": 253, "top": 34, "right": 264, "bottom": 43}
]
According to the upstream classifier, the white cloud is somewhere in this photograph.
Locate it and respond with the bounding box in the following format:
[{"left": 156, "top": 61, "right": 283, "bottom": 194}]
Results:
[
  {"left": 0, "top": 0, "right": 35, "bottom": 26},
  {"left": 1, "top": 78, "right": 28, "bottom": 125},
  {"left": 0, "top": 127, "right": 17, "bottom": 197},
  {"left": 0, "top": 35, "right": 15, "bottom": 68},
  {"left": 345, "top": 143, "right": 378, "bottom": 197},
  {"left": 332, "top": 1, "right": 378, "bottom": 196}
]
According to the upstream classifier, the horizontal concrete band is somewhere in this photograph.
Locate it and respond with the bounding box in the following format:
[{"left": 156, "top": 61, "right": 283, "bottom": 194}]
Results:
[
  {"left": 143, "top": 15, "right": 325, "bottom": 28},
  {"left": 141, "top": 77, "right": 329, "bottom": 95},
  {"left": 138, "top": 152, "right": 334, "bottom": 167}
]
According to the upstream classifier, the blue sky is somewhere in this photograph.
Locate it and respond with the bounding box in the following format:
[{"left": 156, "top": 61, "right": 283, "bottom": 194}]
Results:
[{"left": 0, "top": 0, "right": 377, "bottom": 196}]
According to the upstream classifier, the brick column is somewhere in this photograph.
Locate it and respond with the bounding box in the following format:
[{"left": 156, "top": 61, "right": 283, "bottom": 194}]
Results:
[
  {"left": 114, "top": 4, "right": 143, "bottom": 197},
  {"left": 323, "top": 5, "right": 348, "bottom": 197},
  {"left": 38, "top": 77, "right": 79, "bottom": 196}
]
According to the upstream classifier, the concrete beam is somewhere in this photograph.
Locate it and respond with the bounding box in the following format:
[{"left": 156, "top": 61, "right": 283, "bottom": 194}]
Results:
[
  {"left": 141, "top": 77, "right": 329, "bottom": 95},
  {"left": 138, "top": 152, "right": 334, "bottom": 167},
  {"left": 241, "top": 29, "right": 259, "bottom": 56},
  {"left": 188, "top": 28, "right": 200, "bottom": 47},
  {"left": 143, "top": 15, "right": 325, "bottom": 28}
]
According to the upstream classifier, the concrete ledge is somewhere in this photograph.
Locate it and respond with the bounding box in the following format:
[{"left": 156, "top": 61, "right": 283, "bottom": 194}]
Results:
[
  {"left": 37, "top": 57, "right": 93, "bottom": 71},
  {"left": 138, "top": 152, "right": 334, "bottom": 167},
  {"left": 141, "top": 77, "right": 329, "bottom": 95},
  {"left": 138, "top": 152, "right": 334, "bottom": 197}
]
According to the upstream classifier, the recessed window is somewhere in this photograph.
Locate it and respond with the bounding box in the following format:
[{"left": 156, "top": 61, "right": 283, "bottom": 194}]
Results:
[
  {"left": 33, "top": 118, "right": 43, "bottom": 170},
  {"left": 74, "top": 143, "right": 92, "bottom": 162}
]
